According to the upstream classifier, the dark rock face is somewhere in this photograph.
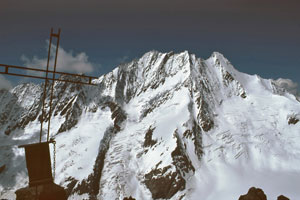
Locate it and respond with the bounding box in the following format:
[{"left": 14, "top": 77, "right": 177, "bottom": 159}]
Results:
[
  {"left": 196, "top": 96, "right": 214, "bottom": 132},
  {"left": 70, "top": 127, "right": 114, "bottom": 199},
  {"left": 171, "top": 133, "right": 195, "bottom": 175},
  {"left": 56, "top": 84, "right": 87, "bottom": 134},
  {"left": 110, "top": 103, "right": 127, "bottom": 131},
  {"left": 144, "top": 133, "right": 195, "bottom": 199},
  {"left": 223, "top": 71, "right": 235, "bottom": 83},
  {"left": 144, "top": 166, "right": 185, "bottom": 199},
  {"left": 239, "top": 187, "right": 291, "bottom": 200},
  {"left": 288, "top": 116, "right": 299, "bottom": 125},
  {"left": 0, "top": 164, "right": 5, "bottom": 173},
  {"left": 70, "top": 101, "right": 127, "bottom": 199},
  {"left": 239, "top": 187, "right": 267, "bottom": 200},
  {"left": 183, "top": 120, "right": 204, "bottom": 160},
  {"left": 240, "top": 92, "right": 247, "bottom": 98},
  {"left": 123, "top": 196, "right": 136, "bottom": 200},
  {"left": 64, "top": 177, "right": 78, "bottom": 197},
  {"left": 277, "top": 195, "right": 290, "bottom": 200},
  {"left": 143, "top": 126, "right": 157, "bottom": 147},
  {"left": 57, "top": 101, "right": 82, "bottom": 134},
  {"left": 141, "top": 87, "right": 176, "bottom": 119}
]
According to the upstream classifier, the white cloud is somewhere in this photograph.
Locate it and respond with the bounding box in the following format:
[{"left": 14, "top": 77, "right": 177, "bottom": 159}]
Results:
[
  {"left": 274, "top": 78, "right": 299, "bottom": 97},
  {"left": 117, "top": 55, "right": 129, "bottom": 64},
  {"left": 0, "top": 75, "right": 12, "bottom": 90},
  {"left": 21, "top": 41, "right": 95, "bottom": 75}
]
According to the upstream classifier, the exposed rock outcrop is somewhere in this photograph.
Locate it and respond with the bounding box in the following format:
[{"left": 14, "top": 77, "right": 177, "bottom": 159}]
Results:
[
  {"left": 239, "top": 187, "right": 267, "bottom": 200},
  {"left": 239, "top": 187, "right": 290, "bottom": 200},
  {"left": 277, "top": 195, "right": 290, "bottom": 200},
  {"left": 288, "top": 116, "right": 299, "bottom": 125},
  {"left": 0, "top": 164, "right": 5, "bottom": 174}
]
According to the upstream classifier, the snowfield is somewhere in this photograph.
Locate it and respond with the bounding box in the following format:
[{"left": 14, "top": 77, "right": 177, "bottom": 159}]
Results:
[{"left": 0, "top": 51, "right": 299, "bottom": 200}]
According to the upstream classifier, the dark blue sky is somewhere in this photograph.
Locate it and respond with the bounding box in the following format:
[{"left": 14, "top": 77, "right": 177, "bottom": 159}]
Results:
[{"left": 1, "top": 0, "right": 299, "bottom": 86}]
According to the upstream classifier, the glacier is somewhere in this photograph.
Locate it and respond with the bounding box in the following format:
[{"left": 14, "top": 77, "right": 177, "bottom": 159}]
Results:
[{"left": 0, "top": 51, "right": 299, "bottom": 200}]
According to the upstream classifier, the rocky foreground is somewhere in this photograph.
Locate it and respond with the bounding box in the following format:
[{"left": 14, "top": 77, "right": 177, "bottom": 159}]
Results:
[{"left": 239, "top": 187, "right": 290, "bottom": 200}]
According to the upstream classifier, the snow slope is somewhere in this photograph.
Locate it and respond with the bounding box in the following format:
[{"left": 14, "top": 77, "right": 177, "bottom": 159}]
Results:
[{"left": 0, "top": 51, "right": 300, "bottom": 200}]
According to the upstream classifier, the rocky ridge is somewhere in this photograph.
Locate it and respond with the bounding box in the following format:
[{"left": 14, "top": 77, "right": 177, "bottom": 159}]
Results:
[{"left": 0, "top": 51, "right": 300, "bottom": 199}]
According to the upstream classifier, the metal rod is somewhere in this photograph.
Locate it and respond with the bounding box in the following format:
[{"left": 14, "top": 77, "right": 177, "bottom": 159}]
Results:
[
  {"left": 0, "top": 64, "right": 97, "bottom": 80},
  {"left": 47, "top": 28, "right": 61, "bottom": 142},
  {"left": 40, "top": 28, "right": 53, "bottom": 143},
  {"left": 0, "top": 72, "right": 97, "bottom": 85}
]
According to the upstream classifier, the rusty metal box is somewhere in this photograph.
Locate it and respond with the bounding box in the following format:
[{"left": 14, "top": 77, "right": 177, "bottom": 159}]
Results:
[{"left": 19, "top": 142, "right": 53, "bottom": 187}]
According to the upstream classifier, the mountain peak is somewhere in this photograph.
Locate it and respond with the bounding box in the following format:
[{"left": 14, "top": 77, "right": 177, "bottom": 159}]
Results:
[{"left": 1, "top": 50, "right": 300, "bottom": 199}]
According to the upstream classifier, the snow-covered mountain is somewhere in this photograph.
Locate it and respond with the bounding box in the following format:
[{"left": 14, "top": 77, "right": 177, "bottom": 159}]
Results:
[{"left": 1, "top": 51, "right": 300, "bottom": 200}]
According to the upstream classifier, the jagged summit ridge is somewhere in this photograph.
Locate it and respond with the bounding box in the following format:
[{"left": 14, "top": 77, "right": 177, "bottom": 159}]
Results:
[{"left": 0, "top": 51, "right": 300, "bottom": 200}]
